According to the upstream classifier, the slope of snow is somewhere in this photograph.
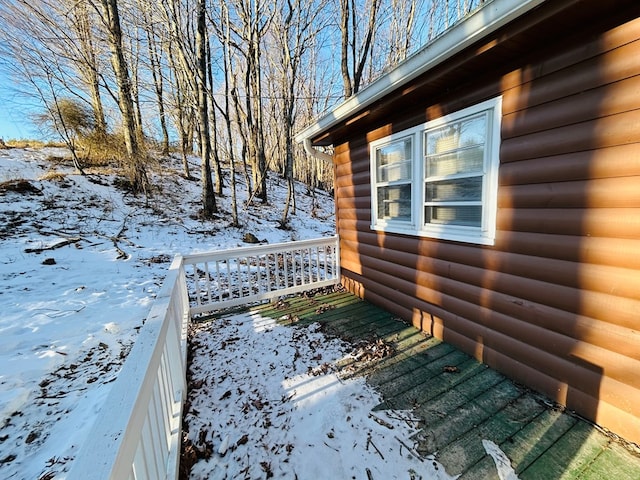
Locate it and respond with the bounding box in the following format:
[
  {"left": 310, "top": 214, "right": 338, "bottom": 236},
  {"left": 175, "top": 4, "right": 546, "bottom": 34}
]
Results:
[{"left": 0, "top": 147, "right": 334, "bottom": 479}]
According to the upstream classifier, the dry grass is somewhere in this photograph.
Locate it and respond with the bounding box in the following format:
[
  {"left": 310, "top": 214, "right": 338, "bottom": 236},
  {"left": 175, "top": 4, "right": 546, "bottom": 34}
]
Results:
[
  {"left": 78, "top": 132, "right": 127, "bottom": 166},
  {"left": 3, "top": 139, "right": 66, "bottom": 149},
  {"left": 38, "top": 171, "right": 68, "bottom": 182},
  {"left": 4, "top": 139, "right": 46, "bottom": 149}
]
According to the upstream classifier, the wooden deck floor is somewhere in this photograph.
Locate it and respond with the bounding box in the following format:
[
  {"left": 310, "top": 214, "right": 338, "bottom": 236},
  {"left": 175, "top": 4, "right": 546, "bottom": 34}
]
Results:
[{"left": 249, "top": 288, "right": 640, "bottom": 480}]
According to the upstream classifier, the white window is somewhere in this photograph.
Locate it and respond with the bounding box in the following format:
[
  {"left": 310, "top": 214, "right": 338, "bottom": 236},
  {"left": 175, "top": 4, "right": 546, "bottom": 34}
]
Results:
[
  {"left": 374, "top": 136, "right": 413, "bottom": 225},
  {"left": 370, "top": 97, "right": 501, "bottom": 245}
]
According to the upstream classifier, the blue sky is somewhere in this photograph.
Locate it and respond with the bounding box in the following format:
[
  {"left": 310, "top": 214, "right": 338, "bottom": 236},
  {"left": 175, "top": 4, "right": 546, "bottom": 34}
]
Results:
[{"left": 0, "top": 77, "right": 40, "bottom": 140}]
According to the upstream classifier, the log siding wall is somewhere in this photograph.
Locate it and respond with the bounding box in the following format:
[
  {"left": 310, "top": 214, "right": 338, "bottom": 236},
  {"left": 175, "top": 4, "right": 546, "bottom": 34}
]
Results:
[{"left": 332, "top": 12, "right": 640, "bottom": 443}]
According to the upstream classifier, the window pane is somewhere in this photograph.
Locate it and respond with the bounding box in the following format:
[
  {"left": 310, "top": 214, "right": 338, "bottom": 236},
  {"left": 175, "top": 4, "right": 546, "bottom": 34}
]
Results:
[
  {"left": 425, "top": 205, "right": 482, "bottom": 227},
  {"left": 376, "top": 138, "right": 412, "bottom": 182},
  {"left": 378, "top": 185, "right": 412, "bottom": 221},
  {"left": 426, "top": 114, "right": 486, "bottom": 156},
  {"left": 426, "top": 146, "right": 484, "bottom": 178},
  {"left": 426, "top": 176, "right": 482, "bottom": 202}
]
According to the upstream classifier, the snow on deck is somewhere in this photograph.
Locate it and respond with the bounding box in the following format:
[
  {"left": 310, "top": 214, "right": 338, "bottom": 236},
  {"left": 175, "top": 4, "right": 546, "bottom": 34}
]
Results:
[{"left": 183, "top": 300, "right": 453, "bottom": 479}]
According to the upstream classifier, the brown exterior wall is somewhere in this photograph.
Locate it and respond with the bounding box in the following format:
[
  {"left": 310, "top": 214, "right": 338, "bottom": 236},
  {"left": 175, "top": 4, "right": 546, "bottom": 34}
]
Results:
[{"left": 331, "top": 6, "right": 640, "bottom": 444}]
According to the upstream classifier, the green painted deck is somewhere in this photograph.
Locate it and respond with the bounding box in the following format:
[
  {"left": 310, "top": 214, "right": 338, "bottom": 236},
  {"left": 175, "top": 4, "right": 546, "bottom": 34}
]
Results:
[{"left": 248, "top": 289, "right": 640, "bottom": 480}]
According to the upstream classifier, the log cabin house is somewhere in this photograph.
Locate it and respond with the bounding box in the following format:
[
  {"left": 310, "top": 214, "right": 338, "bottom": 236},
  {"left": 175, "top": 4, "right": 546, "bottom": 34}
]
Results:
[{"left": 296, "top": 0, "right": 640, "bottom": 445}]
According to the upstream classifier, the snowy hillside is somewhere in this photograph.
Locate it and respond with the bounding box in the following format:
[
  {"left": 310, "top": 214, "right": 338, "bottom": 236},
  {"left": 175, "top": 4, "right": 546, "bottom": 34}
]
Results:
[{"left": 0, "top": 147, "right": 335, "bottom": 479}]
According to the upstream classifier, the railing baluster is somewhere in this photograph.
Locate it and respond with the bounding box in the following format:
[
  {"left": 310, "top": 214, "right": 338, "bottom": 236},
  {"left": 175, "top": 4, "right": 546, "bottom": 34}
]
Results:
[
  {"left": 302, "top": 248, "right": 307, "bottom": 285},
  {"left": 148, "top": 387, "right": 164, "bottom": 474},
  {"left": 215, "top": 260, "right": 222, "bottom": 302},
  {"left": 273, "top": 253, "right": 279, "bottom": 290},
  {"left": 192, "top": 264, "right": 202, "bottom": 307},
  {"left": 133, "top": 440, "right": 148, "bottom": 479},
  {"left": 240, "top": 256, "right": 245, "bottom": 297},
  {"left": 284, "top": 251, "right": 290, "bottom": 289},
  {"left": 252, "top": 256, "right": 258, "bottom": 296},
  {"left": 203, "top": 262, "right": 212, "bottom": 305},
  {"left": 225, "top": 259, "right": 232, "bottom": 299},
  {"left": 142, "top": 421, "right": 160, "bottom": 479},
  {"left": 316, "top": 246, "right": 321, "bottom": 282},
  {"left": 265, "top": 253, "right": 271, "bottom": 293}
]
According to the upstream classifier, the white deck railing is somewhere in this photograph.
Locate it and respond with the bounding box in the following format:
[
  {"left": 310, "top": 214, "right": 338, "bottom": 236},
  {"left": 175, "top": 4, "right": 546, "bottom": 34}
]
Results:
[
  {"left": 68, "top": 236, "right": 340, "bottom": 479},
  {"left": 183, "top": 235, "right": 340, "bottom": 314}
]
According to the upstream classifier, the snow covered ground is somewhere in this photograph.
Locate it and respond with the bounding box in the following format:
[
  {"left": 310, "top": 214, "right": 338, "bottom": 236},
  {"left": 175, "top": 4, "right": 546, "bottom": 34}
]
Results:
[
  {"left": 185, "top": 310, "right": 456, "bottom": 480},
  {"left": 0, "top": 147, "right": 334, "bottom": 479}
]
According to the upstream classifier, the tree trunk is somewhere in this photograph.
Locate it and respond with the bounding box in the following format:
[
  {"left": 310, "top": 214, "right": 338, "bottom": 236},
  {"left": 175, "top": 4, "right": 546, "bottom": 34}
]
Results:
[
  {"left": 222, "top": 1, "right": 239, "bottom": 226},
  {"left": 206, "top": 36, "right": 224, "bottom": 195},
  {"left": 166, "top": 43, "right": 191, "bottom": 177},
  {"left": 230, "top": 76, "right": 252, "bottom": 196},
  {"left": 72, "top": 1, "right": 107, "bottom": 135},
  {"left": 196, "top": 0, "right": 217, "bottom": 217},
  {"left": 253, "top": 39, "right": 267, "bottom": 204},
  {"left": 144, "top": 7, "right": 170, "bottom": 155},
  {"left": 340, "top": 0, "right": 352, "bottom": 98},
  {"left": 99, "top": 0, "right": 147, "bottom": 194},
  {"left": 339, "top": 0, "right": 380, "bottom": 97}
]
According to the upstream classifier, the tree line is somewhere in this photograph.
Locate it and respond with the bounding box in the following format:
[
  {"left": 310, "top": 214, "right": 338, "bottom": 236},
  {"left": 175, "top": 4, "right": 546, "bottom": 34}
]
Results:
[{"left": 0, "top": 0, "right": 483, "bottom": 226}]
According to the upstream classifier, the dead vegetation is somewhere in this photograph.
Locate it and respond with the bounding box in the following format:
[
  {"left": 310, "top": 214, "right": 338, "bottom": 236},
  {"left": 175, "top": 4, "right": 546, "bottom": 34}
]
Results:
[{"left": 0, "top": 179, "right": 43, "bottom": 195}]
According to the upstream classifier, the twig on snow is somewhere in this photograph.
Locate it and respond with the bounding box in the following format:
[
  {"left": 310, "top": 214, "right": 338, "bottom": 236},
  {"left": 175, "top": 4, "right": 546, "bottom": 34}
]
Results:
[
  {"left": 366, "top": 433, "right": 385, "bottom": 460},
  {"left": 24, "top": 237, "right": 81, "bottom": 253},
  {"left": 369, "top": 412, "right": 394, "bottom": 430},
  {"left": 394, "top": 436, "right": 423, "bottom": 462}
]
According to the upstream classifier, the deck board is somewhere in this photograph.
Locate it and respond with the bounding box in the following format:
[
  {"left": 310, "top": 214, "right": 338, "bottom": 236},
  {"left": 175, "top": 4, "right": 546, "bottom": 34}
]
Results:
[
  {"left": 586, "top": 441, "right": 640, "bottom": 480},
  {"left": 437, "top": 394, "right": 546, "bottom": 476},
  {"left": 249, "top": 289, "right": 640, "bottom": 479},
  {"left": 505, "top": 408, "right": 578, "bottom": 473},
  {"left": 520, "top": 421, "right": 609, "bottom": 479},
  {"left": 414, "top": 379, "right": 525, "bottom": 454}
]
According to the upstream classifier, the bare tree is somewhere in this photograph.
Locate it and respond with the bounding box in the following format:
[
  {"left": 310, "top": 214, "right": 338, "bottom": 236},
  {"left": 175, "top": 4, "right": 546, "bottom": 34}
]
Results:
[
  {"left": 205, "top": 36, "right": 224, "bottom": 196},
  {"left": 94, "top": 0, "right": 148, "bottom": 194},
  {"left": 218, "top": 0, "right": 240, "bottom": 226},
  {"left": 386, "top": 0, "right": 418, "bottom": 67},
  {"left": 339, "top": 0, "right": 381, "bottom": 97},
  {"left": 159, "top": 0, "right": 218, "bottom": 214},
  {"left": 0, "top": 0, "right": 490, "bottom": 218},
  {"left": 166, "top": 39, "right": 194, "bottom": 177},
  {"left": 138, "top": 0, "right": 171, "bottom": 155},
  {"left": 265, "top": 0, "right": 328, "bottom": 226},
  {"left": 224, "top": 0, "right": 272, "bottom": 204},
  {"left": 196, "top": 0, "right": 217, "bottom": 216},
  {"left": 69, "top": 1, "right": 108, "bottom": 136},
  {"left": 0, "top": 1, "right": 109, "bottom": 133}
]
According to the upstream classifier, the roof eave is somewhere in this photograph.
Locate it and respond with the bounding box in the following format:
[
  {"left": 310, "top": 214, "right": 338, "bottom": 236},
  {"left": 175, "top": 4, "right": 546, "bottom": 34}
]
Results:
[{"left": 295, "top": 0, "right": 546, "bottom": 146}]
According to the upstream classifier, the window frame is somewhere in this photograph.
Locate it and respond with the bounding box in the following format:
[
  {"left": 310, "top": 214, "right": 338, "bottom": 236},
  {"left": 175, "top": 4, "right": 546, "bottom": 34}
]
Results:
[
  {"left": 370, "top": 96, "right": 502, "bottom": 246},
  {"left": 371, "top": 134, "right": 417, "bottom": 229}
]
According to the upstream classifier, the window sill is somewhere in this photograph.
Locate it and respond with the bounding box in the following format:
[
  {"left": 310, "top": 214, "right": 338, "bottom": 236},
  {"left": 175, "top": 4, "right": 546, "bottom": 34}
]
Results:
[{"left": 371, "top": 223, "right": 495, "bottom": 246}]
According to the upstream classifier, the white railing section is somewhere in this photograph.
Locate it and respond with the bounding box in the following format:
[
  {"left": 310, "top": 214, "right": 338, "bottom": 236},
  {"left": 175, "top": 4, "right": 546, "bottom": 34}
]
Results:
[
  {"left": 68, "top": 255, "right": 189, "bottom": 480},
  {"left": 183, "top": 235, "right": 340, "bottom": 314},
  {"left": 68, "top": 236, "right": 340, "bottom": 479}
]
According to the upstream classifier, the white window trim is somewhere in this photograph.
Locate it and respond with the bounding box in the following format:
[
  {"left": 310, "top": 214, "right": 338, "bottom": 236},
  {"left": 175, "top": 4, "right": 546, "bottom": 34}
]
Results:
[{"left": 370, "top": 96, "right": 502, "bottom": 246}]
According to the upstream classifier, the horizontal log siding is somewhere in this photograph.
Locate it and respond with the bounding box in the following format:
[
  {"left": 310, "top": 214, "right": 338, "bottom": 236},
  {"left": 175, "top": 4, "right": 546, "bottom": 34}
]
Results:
[{"left": 333, "top": 15, "right": 640, "bottom": 443}]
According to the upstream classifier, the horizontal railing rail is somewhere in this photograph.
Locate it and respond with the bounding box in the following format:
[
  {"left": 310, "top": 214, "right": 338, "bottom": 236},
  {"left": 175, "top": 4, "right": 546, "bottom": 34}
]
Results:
[
  {"left": 182, "top": 235, "right": 341, "bottom": 315},
  {"left": 68, "top": 236, "right": 340, "bottom": 479}
]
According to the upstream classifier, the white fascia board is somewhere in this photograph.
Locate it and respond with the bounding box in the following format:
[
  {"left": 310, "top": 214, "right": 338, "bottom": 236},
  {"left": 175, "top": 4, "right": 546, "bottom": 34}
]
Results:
[{"left": 295, "top": 0, "right": 546, "bottom": 145}]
